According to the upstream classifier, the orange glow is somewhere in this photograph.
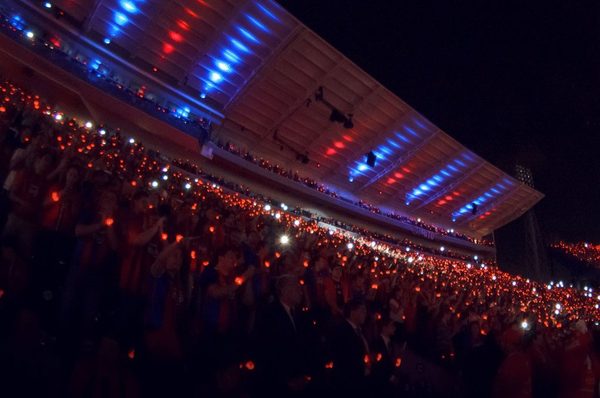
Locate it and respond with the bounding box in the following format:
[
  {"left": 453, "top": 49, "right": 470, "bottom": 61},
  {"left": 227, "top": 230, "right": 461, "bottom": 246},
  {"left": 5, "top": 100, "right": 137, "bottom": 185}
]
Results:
[
  {"left": 128, "top": 349, "right": 135, "bottom": 360},
  {"left": 371, "top": 283, "right": 378, "bottom": 290},
  {"left": 376, "top": 353, "right": 383, "bottom": 362},
  {"left": 161, "top": 233, "right": 168, "bottom": 241},
  {"left": 342, "top": 134, "right": 354, "bottom": 142},
  {"left": 333, "top": 141, "right": 345, "bottom": 149},
  {"left": 169, "top": 31, "right": 184, "bottom": 42},
  {"left": 131, "top": 180, "right": 137, "bottom": 186},
  {"left": 104, "top": 218, "right": 114, "bottom": 227},
  {"left": 415, "top": 286, "right": 421, "bottom": 292},
  {"left": 299, "top": 279, "right": 305, "bottom": 285},
  {"left": 176, "top": 234, "right": 184, "bottom": 243},
  {"left": 387, "top": 178, "right": 396, "bottom": 184},
  {"left": 393, "top": 172, "right": 404, "bottom": 179},
  {"left": 202, "top": 260, "right": 209, "bottom": 267},
  {"left": 326, "top": 148, "right": 336, "bottom": 156},
  {"left": 0, "top": 106, "right": 6, "bottom": 113},
  {"left": 190, "top": 250, "right": 196, "bottom": 260},
  {"left": 303, "top": 260, "right": 309, "bottom": 268},
  {"left": 363, "top": 354, "right": 370, "bottom": 364},
  {"left": 234, "top": 277, "right": 244, "bottom": 286},
  {"left": 51, "top": 191, "right": 60, "bottom": 202},
  {"left": 325, "top": 361, "right": 334, "bottom": 369},
  {"left": 264, "top": 261, "right": 270, "bottom": 268},
  {"left": 209, "top": 226, "right": 215, "bottom": 233},
  {"left": 395, "top": 358, "right": 402, "bottom": 367},
  {"left": 244, "top": 360, "right": 255, "bottom": 371}
]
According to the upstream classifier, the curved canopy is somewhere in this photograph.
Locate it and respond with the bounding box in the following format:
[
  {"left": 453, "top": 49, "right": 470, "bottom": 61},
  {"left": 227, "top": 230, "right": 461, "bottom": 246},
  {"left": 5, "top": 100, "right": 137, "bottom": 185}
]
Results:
[{"left": 16, "top": 0, "right": 543, "bottom": 236}]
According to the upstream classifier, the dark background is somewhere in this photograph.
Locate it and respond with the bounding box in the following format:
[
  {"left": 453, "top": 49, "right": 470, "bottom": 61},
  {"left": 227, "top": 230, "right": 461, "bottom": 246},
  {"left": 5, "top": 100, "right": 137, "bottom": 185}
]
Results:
[{"left": 277, "top": 0, "right": 600, "bottom": 246}]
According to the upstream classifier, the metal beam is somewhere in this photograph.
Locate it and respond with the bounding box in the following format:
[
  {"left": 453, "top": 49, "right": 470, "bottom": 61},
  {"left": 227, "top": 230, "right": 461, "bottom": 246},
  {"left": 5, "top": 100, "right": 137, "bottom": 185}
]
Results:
[
  {"left": 413, "top": 160, "right": 485, "bottom": 210},
  {"left": 455, "top": 182, "right": 520, "bottom": 226},
  {"left": 354, "top": 129, "right": 440, "bottom": 193}
]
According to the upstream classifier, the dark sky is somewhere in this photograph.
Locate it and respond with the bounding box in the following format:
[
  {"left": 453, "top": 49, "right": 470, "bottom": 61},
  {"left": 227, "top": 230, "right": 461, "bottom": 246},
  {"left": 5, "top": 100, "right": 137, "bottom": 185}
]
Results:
[{"left": 277, "top": 0, "right": 600, "bottom": 243}]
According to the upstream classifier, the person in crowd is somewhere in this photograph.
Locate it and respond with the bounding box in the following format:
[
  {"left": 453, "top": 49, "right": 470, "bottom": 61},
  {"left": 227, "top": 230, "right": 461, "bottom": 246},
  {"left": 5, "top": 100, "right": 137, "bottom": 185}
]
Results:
[
  {"left": 256, "top": 274, "right": 310, "bottom": 396},
  {"left": 329, "top": 297, "right": 370, "bottom": 395},
  {"left": 492, "top": 324, "right": 532, "bottom": 398}
]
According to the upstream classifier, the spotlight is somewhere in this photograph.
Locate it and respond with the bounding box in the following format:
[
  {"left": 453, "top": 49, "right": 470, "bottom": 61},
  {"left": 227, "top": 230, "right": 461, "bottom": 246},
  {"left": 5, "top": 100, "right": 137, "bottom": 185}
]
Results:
[
  {"left": 343, "top": 114, "right": 354, "bottom": 129},
  {"left": 264, "top": 204, "right": 271, "bottom": 212},
  {"left": 99, "top": 129, "right": 106, "bottom": 135},
  {"left": 151, "top": 180, "right": 159, "bottom": 188},
  {"left": 280, "top": 235, "right": 290, "bottom": 245},
  {"left": 129, "top": 138, "right": 135, "bottom": 144},
  {"left": 365, "top": 151, "right": 376, "bottom": 168},
  {"left": 184, "top": 183, "right": 192, "bottom": 190},
  {"left": 521, "top": 320, "right": 530, "bottom": 330},
  {"left": 44, "top": 2, "right": 52, "bottom": 9},
  {"left": 26, "top": 31, "right": 34, "bottom": 39},
  {"left": 293, "top": 219, "right": 300, "bottom": 227},
  {"left": 85, "top": 121, "right": 93, "bottom": 129},
  {"left": 103, "top": 37, "right": 111, "bottom": 45},
  {"left": 346, "top": 242, "right": 354, "bottom": 250}
]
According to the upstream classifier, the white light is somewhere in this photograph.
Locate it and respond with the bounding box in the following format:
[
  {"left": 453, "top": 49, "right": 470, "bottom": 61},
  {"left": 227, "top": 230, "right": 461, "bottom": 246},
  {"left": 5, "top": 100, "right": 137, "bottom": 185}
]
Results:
[
  {"left": 99, "top": 129, "right": 106, "bottom": 136},
  {"left": 293, "top": 219, "right": 300, "bottom": 227},
  {"left": 374, "top": 257, "right": 379, "bottom": 261},
  {"left": 347, "top": 243, "right": 354, "bottom": 250},
  {"left": 329, "top": 230, "right": 334, "bottom": 236},
  {"left": 162, "top": 167, "right": 168, "bottom": 172},
  {"left": 85, "top": 121, "right": 93, "bottom": 129},
  {"left": 264, "top": 204, "right": 271, "bottom": 211},
  {"left": 440, "top": 246, "right": 445, "bottom": 252},
  {"left": 54, "top": 113, "right": 63, "bottom": 121},
  {"left": 417, "top": 218, "right": 421, "bottom": 222},
  {"left": 407, "top": 257, "right": 414, "bottom": 263},
  {"left": 103, "top": 38, "right": 111, "bottom": 45},
  {"left": 585, "top": 286, "right": 589, "bottom": 291},
  {"left": 521, "top": 320, "right": 529, "bottom": 330},
  {"left": 200, "top": 92, "right": 207, "bottom": 99},
  {"left": 555, "top": 303, "right": 561, "bottom": 310},
  {"left": 216, "top": 61, "right": 231, "bottom": 72},
  {"left": 162, "top": 175, "right": 168, "bottom": 181},
  {"left": 275, "top": 212, "right": 281, "bottom": 219},
  {"left": 279, "top": 235, "right": 289, "bottom": 245},
  {"left": 129, "top": 138, "right": 135, "bottom": 144},
  {"left": 405, "top": 247, "right": 410, "bottom": 252},
  {"left": 280, "top": 203, "right": 288, "bottom": 211},
  {"left": 492, "top": 275, "right": 496, "bottom": 281},
  {"left": 512, "top": 281, "right": 517, "bottom": 286},
  {"left": 210, "top": 71, "right": 223, "bottom": 83},
  {"left": 466, "top": 263, "right": 472, "bottom": 269},
  {"left": 26, "top": 31, "right": 34, "bottom": 39},
  {"left": 370, "top": 241, "right": 376, "bottom": 248},
  {"left": 474, "top": 255, "right": 478, "bottom": 260},
  {"left": 44, "top": 2, "right": 52, "bottom": 9},
  {"left": 184, "top": 183, "right": 192, "bottom": 190},
  {"left": 555, "top": 309, "right": 560, "bottom": 315},
  {"left": 585, "top": 243, "right": 589, "bottom": 248},
  {"left": 151, "top": 180, "right": 158, "bottom": 188}
]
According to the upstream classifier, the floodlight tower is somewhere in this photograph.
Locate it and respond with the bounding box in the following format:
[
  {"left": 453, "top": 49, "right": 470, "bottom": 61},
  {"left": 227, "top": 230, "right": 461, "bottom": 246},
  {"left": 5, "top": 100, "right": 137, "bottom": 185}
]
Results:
[{"left": 516, "top": 164, "right": 549, "bottom": 280}]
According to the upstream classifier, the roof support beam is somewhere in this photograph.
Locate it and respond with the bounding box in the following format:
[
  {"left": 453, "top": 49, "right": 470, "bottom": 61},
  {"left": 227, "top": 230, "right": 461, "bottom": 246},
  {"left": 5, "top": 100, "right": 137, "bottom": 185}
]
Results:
[
  {"left": 456, "top": 183, "right": 520, "bottom": 226},
  {"left": 354, "top": 129, "right": 439, "bottom": 193},
  {"left": 413, "top": 160, "right": 485, "bottom": 210}
]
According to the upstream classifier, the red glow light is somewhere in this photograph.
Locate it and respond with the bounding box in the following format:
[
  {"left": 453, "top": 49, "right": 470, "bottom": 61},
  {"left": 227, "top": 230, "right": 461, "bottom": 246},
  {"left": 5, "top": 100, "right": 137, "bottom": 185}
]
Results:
[
  {"left": 162, "top": 43, "right": 175, "bottom": 54},
  {"left": 169, "top": 31, "right": 184, "bottom": 42}
]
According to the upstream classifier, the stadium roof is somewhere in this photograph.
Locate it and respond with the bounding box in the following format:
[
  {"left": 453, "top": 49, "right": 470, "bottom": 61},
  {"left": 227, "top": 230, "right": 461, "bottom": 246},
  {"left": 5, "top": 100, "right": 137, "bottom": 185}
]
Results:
[{"left": 12, "top": 0, "right": 543, "bottom": 237}]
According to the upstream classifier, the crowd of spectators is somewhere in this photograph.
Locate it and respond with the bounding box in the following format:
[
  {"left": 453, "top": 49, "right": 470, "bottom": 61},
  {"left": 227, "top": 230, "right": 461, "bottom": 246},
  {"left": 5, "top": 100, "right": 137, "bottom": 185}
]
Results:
[
  {"left": 215, "top": 141, "right": 493, "bottom": 247},
  {"left": 552, "top": 241, "right": 600, "bottom": 269},
  {"left": 1, "top": 80, "right": 600, "bottom": 398}
]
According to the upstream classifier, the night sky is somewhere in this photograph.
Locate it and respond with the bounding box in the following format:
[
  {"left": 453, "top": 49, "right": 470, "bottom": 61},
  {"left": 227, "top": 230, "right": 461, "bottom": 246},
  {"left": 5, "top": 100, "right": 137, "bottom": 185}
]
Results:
[{"left": 277, "top": 0, "right": 600, "bottom": 243}]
